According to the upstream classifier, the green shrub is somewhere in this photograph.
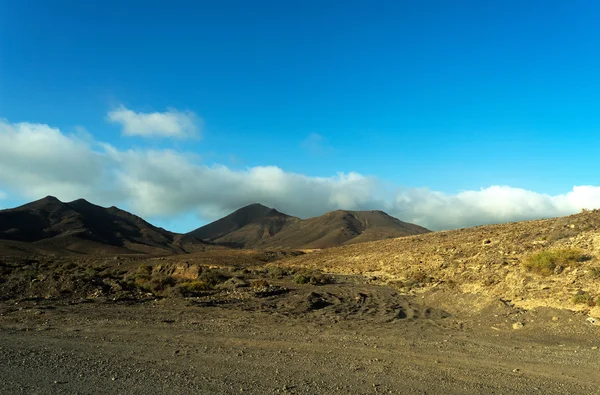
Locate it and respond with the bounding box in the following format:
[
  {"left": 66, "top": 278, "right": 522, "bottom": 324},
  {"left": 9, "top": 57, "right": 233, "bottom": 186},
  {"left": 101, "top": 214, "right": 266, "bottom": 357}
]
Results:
[
  {"left": 522, "top": 248, "right": 590, "bottom": 276},
  {"left": 572, "top": 292, "right": 596, "bottom": 306},
  {"left": 266, "top": 265, "right": 292, "bottom": 279}
]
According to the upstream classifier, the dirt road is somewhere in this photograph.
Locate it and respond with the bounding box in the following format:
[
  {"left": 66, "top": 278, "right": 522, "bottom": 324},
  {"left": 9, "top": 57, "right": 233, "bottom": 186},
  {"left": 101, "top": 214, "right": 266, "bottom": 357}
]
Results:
[{"left": 1, "top": 279, "right": 600, "bottom": 394}]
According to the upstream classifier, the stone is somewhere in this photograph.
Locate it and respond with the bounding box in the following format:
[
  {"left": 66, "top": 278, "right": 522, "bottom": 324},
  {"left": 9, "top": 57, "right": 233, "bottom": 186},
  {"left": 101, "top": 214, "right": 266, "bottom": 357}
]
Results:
[{"left": 512, "top": 322, "right": 525, "bottom": 330}]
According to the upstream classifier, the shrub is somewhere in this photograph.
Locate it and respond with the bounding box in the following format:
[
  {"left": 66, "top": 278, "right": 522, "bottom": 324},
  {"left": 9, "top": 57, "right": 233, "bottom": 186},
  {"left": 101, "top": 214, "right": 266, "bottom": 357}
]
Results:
[
  {"left": 135, "top": 275, "right": 177, "bottom": 295},
  {"left": 293, "top": 272, "right": 310, "bottom": 284},
  {"left": 293, "top": 270, "right": 334, "bottom": 285},
  {"left": 266, "top": 265, "right": 292, "bottom": 279},
  {"left": 251, "top": 279, "right": 270, "bottom": 289},
  {"left": 137, "top": 264, "right": 153, "bottom": 275},
  {"left": 198, "top": 269, "right": 231, "bottom": 288},
  {"left": 590, "top": 267, "right": 600, "bottom": 278},
  {"left": 178, "top": 280, "right": 211, "bottom": 296},
  {"left": 522, "top": 248, "right": 590, "bottom": 276},
  {"left": 572, "top": 292, "right": 596, "bottom": 307},
  {"left": 401, "top": 271, "right": 433, "bottom": 290}
]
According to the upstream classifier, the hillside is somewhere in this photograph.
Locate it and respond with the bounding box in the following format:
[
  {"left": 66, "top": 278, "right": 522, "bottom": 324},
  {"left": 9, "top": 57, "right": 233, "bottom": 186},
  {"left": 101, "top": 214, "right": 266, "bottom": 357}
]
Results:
[
  {"left": 282, "top": 209, "right": 600, "bottom": 314},
  {"left": 0, "top": 196, "right": 207, "bottom": 255},
  {"left": 188, "top": 204, "right": 430, "bottom": 248}
]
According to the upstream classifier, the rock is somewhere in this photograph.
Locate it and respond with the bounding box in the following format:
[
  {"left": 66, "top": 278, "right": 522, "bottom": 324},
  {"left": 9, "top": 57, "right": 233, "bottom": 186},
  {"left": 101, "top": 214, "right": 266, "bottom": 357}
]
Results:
[
  {"left": 512, "top": 322, "right": 525, "bottom": 330},
  {"left": 586, "top": 317, "right": 599, "bottom": 325},
  {"left": 552, "top": 316, "right": 559, "bottom": 322}
]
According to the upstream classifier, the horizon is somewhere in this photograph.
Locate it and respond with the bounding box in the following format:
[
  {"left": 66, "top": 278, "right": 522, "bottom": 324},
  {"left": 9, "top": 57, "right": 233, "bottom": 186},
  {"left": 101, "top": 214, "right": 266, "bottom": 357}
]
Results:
[
  {"left": 2, "top": 1, "right": 600, "bottom": 232},
  {"left": 2, "top": 194, "right": 584, "bottom": 235}
]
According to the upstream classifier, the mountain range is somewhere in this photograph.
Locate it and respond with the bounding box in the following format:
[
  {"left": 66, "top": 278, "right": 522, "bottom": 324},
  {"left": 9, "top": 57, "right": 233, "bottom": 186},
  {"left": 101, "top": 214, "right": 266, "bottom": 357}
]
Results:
[
  {"left": 188, "top": 203, "right": 430, "bottom": 249},
  {"left": 0, "top": 197, "right": 429, "bottom": 255}
]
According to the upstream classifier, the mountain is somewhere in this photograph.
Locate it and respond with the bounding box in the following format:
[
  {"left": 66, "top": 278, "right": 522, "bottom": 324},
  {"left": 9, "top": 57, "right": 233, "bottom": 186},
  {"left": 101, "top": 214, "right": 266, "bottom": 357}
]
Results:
[
  {"left": 188, "top": 204, "right": 430, "bottom": 249},
  {"left": 0, "top": 196, "right": 207, "bottom": 255},
  {"left": 187, "top": 203, "right": 300, "bottom": 248}
]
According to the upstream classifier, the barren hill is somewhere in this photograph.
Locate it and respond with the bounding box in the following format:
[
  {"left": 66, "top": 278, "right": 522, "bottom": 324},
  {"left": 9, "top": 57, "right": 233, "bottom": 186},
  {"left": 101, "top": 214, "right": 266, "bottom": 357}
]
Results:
[
  {"left": 0, "top": 196, "right": 207, "bottom": 255},
  {"left": 188, "top": 204, "right": 430, "bottom": 248},
  {"left": 188, "top": 203, "right": 299, "bottom": 248},
  {"left": 283, "top": 209, "right": 600, "bottom": 314}
]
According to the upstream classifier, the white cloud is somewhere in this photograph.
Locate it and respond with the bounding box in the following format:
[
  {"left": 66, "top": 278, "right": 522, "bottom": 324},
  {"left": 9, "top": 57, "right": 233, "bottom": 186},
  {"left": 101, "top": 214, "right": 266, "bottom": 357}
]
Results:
[
  {"left": 1, "top": 118, "right": 600, "bottom": 231},
  {"left": 105, "top": 146, "right": 379, "bottom": 219},
  {"left": 390, "top": 186, "right": 578, "bottom": 230},
  {"left": 107, "top": 106, "right": 200, "bottom": 139},
  {"left": 0, "top": 119, "right": 108, "bottom": 201}
]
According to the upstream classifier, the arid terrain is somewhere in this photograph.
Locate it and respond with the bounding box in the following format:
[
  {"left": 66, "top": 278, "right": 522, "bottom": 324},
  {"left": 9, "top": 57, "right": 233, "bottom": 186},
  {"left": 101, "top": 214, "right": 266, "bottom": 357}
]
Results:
[{"left": 2, "top": 200, "right": 600, "bottom": 394}]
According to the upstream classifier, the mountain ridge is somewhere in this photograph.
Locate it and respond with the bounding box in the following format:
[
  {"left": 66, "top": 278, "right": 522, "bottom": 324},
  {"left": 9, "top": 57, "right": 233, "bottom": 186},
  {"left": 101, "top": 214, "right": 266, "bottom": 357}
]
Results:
[
  {"left": 0, "top": 197, "right": 430, "bottom": 253},
  {"left": 0, "top": 196, "right": 207, "bottom": 255}
]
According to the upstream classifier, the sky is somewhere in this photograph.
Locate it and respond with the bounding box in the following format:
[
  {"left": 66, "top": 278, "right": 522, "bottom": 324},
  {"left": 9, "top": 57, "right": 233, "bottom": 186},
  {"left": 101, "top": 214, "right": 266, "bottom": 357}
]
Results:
[{"left": 1, "top": 0, "right": 600, "bottom": 232}]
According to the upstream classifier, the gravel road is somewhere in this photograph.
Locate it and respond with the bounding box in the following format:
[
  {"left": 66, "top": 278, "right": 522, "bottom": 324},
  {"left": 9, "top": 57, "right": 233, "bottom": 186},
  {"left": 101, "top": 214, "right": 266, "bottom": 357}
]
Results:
[{"left": 1, "top": 283, "right": 600, "bottom": 394}]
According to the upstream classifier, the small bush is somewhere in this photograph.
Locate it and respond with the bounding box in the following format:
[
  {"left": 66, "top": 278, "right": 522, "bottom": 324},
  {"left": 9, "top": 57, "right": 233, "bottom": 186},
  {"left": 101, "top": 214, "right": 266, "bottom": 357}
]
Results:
[
  {"left": 572, "top": 292, "right": 596, "bottom": 306},
  {"left": 197, "top": 269, "right": 231, "bottom": 288},
  {"left": 293, "top": 270, "right": 334, "bottom": 285},
  {"left": 134, "top": 275, "right": 151, "bottom": 285},
  {"left": 137, "top": 264, "right": 153, "bottom": 275},
  {"left": 251, "top": 279, "right": 270, "bottom": 289},
  {"left": 590, "top": 267, "right": 600, "bottom": 278},
  {"left": 401, "top": 271, "right": 433, "bottom": 290},
  {"left": 522, "top": 248, "right": 590, "bottom": 276},
  {"left": 149, "top": 276, "right": 177, "bottom": 293},
  {"left": 178, "top": 280, "right": 211, "bottom": 296},
  {"left": 266, "top": 265, "right": 292, "bottom": 279}
]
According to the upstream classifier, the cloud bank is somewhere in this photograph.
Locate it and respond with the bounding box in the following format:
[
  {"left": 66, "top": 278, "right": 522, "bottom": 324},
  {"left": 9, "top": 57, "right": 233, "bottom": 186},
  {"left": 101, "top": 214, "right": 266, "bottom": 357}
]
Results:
[
  {"left": 1, "top": 118, "right": 599, "bottom": 230},
  {"left": 107, "top": 106, "right": 200, "bottom": 139}
]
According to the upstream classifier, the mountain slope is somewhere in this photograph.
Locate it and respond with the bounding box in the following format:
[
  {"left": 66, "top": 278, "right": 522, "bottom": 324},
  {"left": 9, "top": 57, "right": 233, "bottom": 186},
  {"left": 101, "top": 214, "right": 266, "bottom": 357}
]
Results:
[
  {"left": 0, "top": 196, "right": 206, "bottom": 254},
  {"left": 282, "top": 209, "right": 600, "bottom": 313},
  {"left": 188, "top": 204, "right": 430, "bottom": 249}
]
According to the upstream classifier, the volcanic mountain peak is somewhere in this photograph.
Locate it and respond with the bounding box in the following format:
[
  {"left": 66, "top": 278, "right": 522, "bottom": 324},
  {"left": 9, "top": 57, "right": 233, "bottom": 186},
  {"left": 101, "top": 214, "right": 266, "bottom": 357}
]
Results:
[
  {"left": 187, "top": 203, "right": 297, "bottom": 245},
  {"left": 231, "top": 203, "right": 291, "bottom": 219},
  {"left": 10, "top": 195, "right": 63, "bottom": 212}
]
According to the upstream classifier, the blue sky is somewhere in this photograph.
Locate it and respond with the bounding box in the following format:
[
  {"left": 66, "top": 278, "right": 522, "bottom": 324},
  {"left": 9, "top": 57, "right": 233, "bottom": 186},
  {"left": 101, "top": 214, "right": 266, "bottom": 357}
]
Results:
[{"left": 1, "top": 1, "right": 600, "bottom": 232}]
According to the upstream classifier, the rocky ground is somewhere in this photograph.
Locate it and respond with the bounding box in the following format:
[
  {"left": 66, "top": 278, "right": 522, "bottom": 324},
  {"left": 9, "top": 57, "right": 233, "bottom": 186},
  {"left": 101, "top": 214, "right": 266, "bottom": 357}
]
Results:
[{"left": 1, "top": 274, "right": 600, "bottom": 394}]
